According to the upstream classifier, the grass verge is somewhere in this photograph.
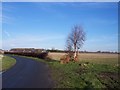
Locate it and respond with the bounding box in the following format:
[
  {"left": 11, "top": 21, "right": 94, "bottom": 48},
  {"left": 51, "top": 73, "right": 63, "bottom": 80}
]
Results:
[
  {"left": 48, "top": 61, "right": 119, "bottom": 89},
  {"left": 0, "top": 55, "right": 16, "bottom": 72}
]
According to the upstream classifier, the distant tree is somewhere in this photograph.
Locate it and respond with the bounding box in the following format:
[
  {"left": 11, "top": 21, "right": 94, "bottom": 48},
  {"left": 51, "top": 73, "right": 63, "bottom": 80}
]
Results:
[
  {"left": 97, "top": 51, "right": 101, "bottom": 53},
  {"left": 66, "top": 25, "right": 86, "bottom": 61}
]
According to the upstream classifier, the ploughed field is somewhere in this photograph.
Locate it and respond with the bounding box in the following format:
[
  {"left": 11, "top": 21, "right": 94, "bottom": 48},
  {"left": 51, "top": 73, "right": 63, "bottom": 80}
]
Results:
[{"left": 47, "top": 52, "right": 119, "bottom": 88}]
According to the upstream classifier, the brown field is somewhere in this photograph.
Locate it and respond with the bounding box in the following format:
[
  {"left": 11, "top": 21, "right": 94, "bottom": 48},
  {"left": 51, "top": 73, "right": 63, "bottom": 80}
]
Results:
[{"left": 48, "top": 52, "right": 118, "bottom": 65}]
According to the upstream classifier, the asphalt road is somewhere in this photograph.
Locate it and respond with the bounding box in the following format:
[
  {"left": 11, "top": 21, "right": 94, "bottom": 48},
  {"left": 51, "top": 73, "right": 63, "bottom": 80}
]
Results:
[{"left": 2, "top": 55, "right": 54, "bottom": 88}]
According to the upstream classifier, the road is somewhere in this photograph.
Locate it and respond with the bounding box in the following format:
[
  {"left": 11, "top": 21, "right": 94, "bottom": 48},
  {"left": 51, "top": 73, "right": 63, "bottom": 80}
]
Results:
[{"left": 2, "top": 55, "right": 54, "bottom": 88}]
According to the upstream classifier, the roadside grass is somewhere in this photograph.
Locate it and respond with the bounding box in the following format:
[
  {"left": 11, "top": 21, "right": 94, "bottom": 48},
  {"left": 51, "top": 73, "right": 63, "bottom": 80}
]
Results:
[
  {"left": 0, "top": 55, "right": 16, "bottom": 72},
  {"left": 0, "top": 54, "right": 3, "bottom": 71},
  {"left": 11, "top": 54, "right": 119, "bottom": 89},
  {"left": 48, "top": 61, "right": 119, "bottom": 89}
]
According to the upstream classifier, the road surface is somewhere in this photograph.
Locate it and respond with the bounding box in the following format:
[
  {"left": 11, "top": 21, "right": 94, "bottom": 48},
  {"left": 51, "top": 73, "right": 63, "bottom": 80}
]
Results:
[{"left": 2, "top": 55, "right": 54, "bottom": 88}]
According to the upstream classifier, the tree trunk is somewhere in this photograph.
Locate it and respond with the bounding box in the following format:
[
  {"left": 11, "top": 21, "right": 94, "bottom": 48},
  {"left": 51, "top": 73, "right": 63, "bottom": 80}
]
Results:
[{"left": 74, "top": 45, "right": 77, "bottom": 61}]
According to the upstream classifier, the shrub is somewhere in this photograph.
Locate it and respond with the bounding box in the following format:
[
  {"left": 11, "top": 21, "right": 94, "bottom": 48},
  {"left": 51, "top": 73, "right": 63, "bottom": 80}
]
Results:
[
  {"left": 4, "top": 51, "right": 48, "bottom": 60},
  {"left": 60, "top": 55, "right": 70, "bottom": 64},
  {"left": 38, "top": 52, "right": 48, "bottom": 59}
]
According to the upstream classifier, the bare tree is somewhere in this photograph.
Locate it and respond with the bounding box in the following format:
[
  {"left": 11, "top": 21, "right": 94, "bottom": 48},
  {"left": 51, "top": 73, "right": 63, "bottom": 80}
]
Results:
[
  {"left": 66, "top": 25, "right": 86, "bottom": 61},
  {"left": 66, "top": 36, "right": 74, "bottom": 61}
]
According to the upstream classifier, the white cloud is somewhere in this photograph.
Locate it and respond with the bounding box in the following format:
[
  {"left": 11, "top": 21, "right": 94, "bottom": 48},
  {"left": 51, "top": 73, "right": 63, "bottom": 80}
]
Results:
[
  {"left": 2, "top": 3, "right": 15, "bottom": 24},
  {"left": 3, "top": 30, "right": 10, "bottom": 37},
  {"left": 2, "top": 34, "right": 65, "bottom": 50},
  {"left": 81, "top": 34, "right": 118, "bottom": 52},
  {"left": 88, "top": 35, "right": 118, "bottom": 42},
  {"left": 2, "top": 14, "right": 15, "bottom": 25}
]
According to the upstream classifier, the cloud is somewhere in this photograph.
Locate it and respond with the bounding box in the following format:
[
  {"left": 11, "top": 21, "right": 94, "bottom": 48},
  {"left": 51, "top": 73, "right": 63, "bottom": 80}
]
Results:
[
  {"left": 81, "top": 34, "right": 118, "bottom": 51},
  {"left": 87, "top": 34, "right": 118, "bottom": 43},
  {"left": 0, "top": 3, "right": 2, "bottom": 23},
  {"left": 83, "top": 17, "right": 118, "bottom": 30},
  {"left": 70, "top": 2, "right": 117, "bottom": 9},
  {"left": 35, "top": 2, "right": 117, "bottom": 11},
  {"left": 2, "top": 15, "right": 14, "bottom": 24},
  {"left": 2, "top": 34, "right": 65, "bottom": 50},
  {"left": 3, "top": 30, "right": 10, "bottom": 37},
  {"left": 35, "top": 3, "right": 66, "bottom": 16},
  {"left": 0, "top": 41, "right": 1, "bottom": 46},
  {"left": 2, "top": 3, "right": 15, "bottom": 24}
]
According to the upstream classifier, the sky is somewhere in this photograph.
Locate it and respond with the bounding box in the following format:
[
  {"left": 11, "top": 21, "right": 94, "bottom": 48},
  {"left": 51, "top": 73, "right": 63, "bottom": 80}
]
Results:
[
  {"left": 1, "top": 2, "right": 118, "bottom": 52},
  {"left": 2, "top": 0, "right": 120, "bottom": 2}
]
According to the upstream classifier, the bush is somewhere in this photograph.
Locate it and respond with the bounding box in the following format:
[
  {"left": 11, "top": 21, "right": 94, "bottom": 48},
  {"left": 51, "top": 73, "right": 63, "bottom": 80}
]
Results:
[
  {"left": 38, "top": 52, "right": 48, "bottom": 59},
  {"left": 4, "top": 51, "right": 48, "bottom": 59}
]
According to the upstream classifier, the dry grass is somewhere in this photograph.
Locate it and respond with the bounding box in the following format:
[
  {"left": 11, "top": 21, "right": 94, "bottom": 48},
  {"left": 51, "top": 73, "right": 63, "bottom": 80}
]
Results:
[
  {"left": 0, "top": 55, "right": 16, "bottom": 71},
  {"left": 48, "top": 52, "right": 118, "bottom": 65},
  {"left": 0, "top": 54, "right": 4, "bottom": 71},
  {"left": 48, "top": 52, "right": 65, "bottom": 60},
  {"left": 48, "top": 52, "right": 118, "bottom": 60},
  {"left": 0, "top": 54, "right": 4, "bottom": 60}
]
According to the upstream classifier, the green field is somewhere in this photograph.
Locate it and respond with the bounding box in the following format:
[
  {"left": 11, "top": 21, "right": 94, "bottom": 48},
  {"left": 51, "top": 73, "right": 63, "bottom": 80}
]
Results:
[
  {"left": 0, "top": 55, "right": 16, "bottom": 72},
  {"left": 11, "top": 53, "right": 119, "bottom": 89}
]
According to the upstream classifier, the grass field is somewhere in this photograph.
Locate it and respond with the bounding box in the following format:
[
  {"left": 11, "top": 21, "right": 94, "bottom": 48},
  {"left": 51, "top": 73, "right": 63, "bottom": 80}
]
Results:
[{"left": 0, "top": 55, "right": 16, "bottom": 72}]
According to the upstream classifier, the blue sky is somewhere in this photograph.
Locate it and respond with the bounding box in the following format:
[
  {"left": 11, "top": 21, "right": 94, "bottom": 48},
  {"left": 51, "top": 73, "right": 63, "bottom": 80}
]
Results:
[{"left": 2, "top": 2, "right": 118, "bottom": 51}]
